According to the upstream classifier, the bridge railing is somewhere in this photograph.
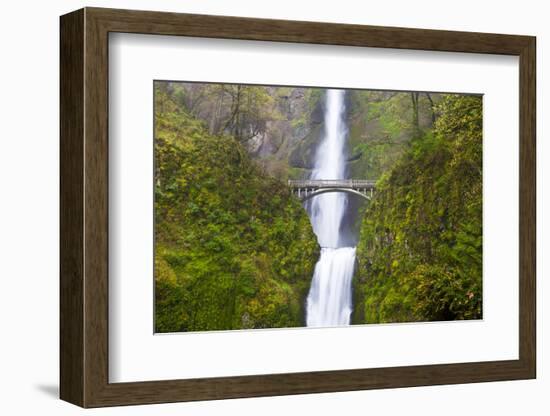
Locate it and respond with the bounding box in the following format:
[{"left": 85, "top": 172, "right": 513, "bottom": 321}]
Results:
[{"left": 287, "top": 179, "right": 376, "bottom": 189}]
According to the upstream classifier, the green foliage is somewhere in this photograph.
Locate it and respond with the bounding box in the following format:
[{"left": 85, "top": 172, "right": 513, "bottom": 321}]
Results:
[
  {"left": 161, "top": 81, "right": 281, "bottom": 144},
  {"left": 354, "top": 94, "right": 482, "bottom": 323},
  {"left": 154, "top": 85, "right": 319, "bottom": 332},
  {"left": 347, "top": 90, "right": 439, "bottom": 180}
]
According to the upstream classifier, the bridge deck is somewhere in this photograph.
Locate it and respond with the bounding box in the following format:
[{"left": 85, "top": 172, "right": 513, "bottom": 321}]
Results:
[{"left": 287, "top": 179, "right": 376, "bottom": 190}]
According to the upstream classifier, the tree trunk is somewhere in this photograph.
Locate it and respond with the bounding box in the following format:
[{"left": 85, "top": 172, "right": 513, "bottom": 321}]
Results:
[
  {"left": 411, "top": 92, "right": 420, "bottom": 133},
  {"left": 425, "top": 92, "right": 436, "bottom": 124}
]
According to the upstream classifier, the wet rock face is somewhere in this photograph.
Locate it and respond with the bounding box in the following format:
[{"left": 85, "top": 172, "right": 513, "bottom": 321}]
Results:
[
  {"left": 288, "top": 124, "right": 323, "bottom": 171},
  {"left": 309, "top": 97, "right": 325, "bottom": 125},
  {"left": 249, "top": 87, "right": 327, "bottom": 178},
  {"left": 284, "top": 91, "right": 325, "bottom": 173}
]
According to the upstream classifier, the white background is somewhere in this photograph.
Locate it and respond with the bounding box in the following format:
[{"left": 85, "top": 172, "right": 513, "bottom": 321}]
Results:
[
  {"left": 0, "top": 0, "right": 546, "bottom": 414},
  {"left": 110, "top": 34, "right": 519, "bottom": 382}
]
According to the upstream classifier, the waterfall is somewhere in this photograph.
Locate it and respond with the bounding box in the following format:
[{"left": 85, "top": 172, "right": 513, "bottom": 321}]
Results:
[{"left": 306, "top": 89, "right": 357, "bottom": 327}]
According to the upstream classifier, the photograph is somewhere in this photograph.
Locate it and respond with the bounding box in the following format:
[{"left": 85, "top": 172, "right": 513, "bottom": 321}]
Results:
[{"left": 154, "top": 81, "right": 483, "bottom": 333}]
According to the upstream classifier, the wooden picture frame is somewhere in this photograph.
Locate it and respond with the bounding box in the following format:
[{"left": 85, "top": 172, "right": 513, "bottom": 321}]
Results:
[{"left": 60, "top": 7, "right": 536, "bottom": 408}]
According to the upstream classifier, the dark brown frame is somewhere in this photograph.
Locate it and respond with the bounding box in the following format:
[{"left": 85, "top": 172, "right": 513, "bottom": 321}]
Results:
[{"left": 60, "top": 7, "right": 536, "bottom": 408}]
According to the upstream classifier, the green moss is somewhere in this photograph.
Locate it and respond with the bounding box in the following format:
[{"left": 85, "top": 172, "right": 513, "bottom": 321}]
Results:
[
  {"left": 154, "top": 85, "right": 320, "bottom": 332},
  {"left": 353, "top": 94, "right": 483, "bottom": 324}
]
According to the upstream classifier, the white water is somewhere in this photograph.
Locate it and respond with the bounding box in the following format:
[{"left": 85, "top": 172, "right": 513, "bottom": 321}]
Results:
[{"left": 306, "top": 89, "right": 357, "bottom": 327}]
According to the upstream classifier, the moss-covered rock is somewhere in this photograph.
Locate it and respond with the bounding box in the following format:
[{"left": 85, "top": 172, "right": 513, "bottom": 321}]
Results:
[
  {"left": 353, "top": 95, "right": 483, "bottom": 324},
  {"left": 154, "top": 86, "right": 320, "bottom": 332}
]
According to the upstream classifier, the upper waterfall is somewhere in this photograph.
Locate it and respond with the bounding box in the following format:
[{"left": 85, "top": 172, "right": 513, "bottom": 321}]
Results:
[{"left": 308, "top": 89, "right": 349, "bottom": 249}]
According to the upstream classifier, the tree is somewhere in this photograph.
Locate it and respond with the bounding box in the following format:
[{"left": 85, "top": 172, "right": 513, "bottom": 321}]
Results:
[{"left": 221, "top": 85, "right": 277, "bottom": 143}]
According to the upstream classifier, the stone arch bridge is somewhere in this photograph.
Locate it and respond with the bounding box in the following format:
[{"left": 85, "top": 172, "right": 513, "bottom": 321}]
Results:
[{"left": 287, "top": 179, "right": 376, "bottom": 202}]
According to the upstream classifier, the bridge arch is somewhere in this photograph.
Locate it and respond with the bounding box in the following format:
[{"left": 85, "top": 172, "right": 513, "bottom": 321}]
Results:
[
  {"left": 288, "top": 179, "right": 375, "bottom": 202},
  {"left": 300, "top": 187, "right": 371, "bottom": 202}
]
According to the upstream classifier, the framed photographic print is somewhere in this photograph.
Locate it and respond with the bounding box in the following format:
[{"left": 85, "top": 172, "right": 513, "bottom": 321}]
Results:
[{"left": 60, "top": 7, "right": 536, "bottom": 408}]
